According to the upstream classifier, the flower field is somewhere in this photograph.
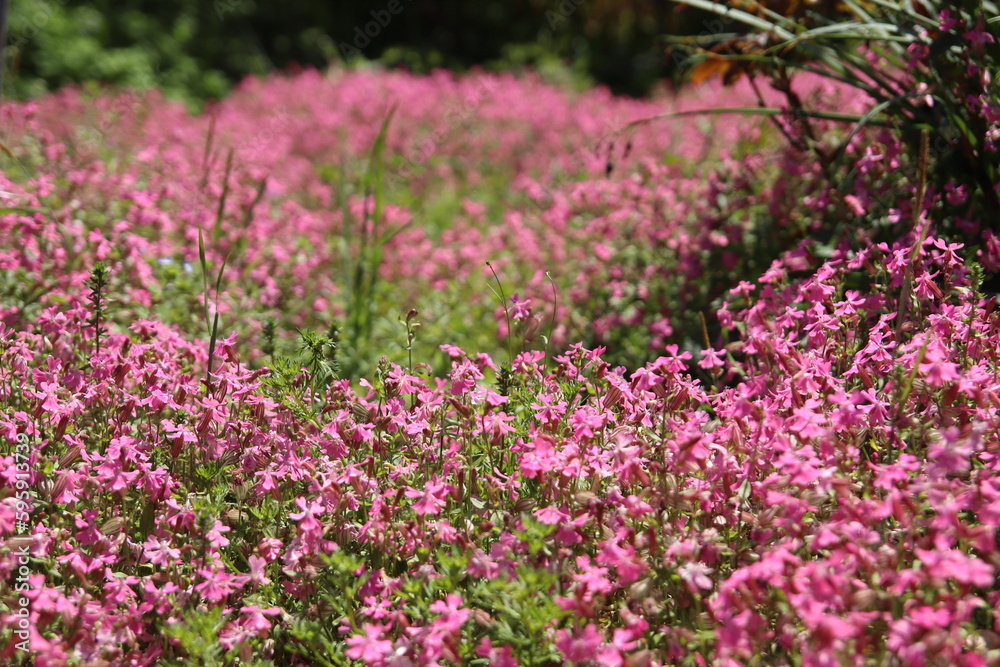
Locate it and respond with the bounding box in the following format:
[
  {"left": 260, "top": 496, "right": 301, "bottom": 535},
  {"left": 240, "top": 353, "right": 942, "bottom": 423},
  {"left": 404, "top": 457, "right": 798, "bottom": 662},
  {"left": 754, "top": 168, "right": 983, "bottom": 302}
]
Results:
[{"left": 2, "top": 5, "right": 1000, "bottom": 665}]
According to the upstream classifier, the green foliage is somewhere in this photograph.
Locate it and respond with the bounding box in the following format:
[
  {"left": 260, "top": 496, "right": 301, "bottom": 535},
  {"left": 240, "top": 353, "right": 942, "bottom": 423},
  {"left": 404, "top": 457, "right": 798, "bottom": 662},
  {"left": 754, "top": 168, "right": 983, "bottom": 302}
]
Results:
[
  {"left": 198, "top": 229, "right": 230, "bottom": 396},
  {"left": 162, "top": 606, "right": 229, "bottom": 665},
  {"left": 339, "top": 107, "right": 400, "bottom": 379},
  {"left": 296, "top": 326, "right": 341, "bottom": 402},
  {"left": 6, "top": 0, "right": 237, "bottom": 106},
  {"left": 5, "top": 0, "right": 734, "bottom": 104},
  {"left": 397, "top": 550, "right": 568, "bottom": 666},
  {"left": 288, "top": 546, "right": 569, "bottom": 666},
  {"left": 257, "top": 324, "right": 343, "bottom": 424},
  {"left": 285, "top": 551, "right": 371, "bottom": 665}
]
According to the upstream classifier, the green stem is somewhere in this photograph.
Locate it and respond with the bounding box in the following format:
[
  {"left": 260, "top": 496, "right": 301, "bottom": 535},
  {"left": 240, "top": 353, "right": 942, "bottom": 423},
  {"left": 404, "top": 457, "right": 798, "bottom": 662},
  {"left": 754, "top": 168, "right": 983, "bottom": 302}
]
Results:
[{"left": 486, "top": 261, "right": 514, "bottom": 366}]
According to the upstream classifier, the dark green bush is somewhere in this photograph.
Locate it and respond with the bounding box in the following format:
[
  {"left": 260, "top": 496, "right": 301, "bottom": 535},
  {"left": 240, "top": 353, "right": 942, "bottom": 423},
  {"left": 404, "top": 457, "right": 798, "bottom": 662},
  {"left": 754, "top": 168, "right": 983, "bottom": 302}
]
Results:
[{"left": 4, "top": 0, "right": 728, "bottom": 105}]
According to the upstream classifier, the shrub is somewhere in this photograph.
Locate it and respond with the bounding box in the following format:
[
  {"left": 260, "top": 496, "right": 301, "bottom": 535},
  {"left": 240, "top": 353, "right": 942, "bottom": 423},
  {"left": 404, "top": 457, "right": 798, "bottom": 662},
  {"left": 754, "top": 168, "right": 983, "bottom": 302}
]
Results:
[{"left": 664, "top": 0, "right": 1000, "bottom": 248}]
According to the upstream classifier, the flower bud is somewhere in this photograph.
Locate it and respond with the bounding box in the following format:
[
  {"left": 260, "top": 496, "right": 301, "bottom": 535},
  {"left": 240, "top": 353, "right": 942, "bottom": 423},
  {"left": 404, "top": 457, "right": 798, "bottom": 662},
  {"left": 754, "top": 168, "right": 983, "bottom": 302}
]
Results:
[{"left": 101, "top": 516, "right": 125, "bottom": 536}]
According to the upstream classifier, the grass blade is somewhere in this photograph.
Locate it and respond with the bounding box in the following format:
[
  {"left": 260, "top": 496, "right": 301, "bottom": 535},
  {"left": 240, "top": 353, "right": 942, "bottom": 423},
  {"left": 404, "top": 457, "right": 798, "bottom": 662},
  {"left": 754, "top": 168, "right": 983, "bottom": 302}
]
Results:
[
  {"left": 198, "top": 228, "right": 210, "bottom": 333},
  {"left": 206, "top": 251, "right": 231, "bottom": 396},
  {"left": 214, "top": 148, "right": 235, "bottom": 245},
  {"left": 616, "top": 106, "right": 885, "bottom": 137},
  {"left": 349, "top": 104, "right": 398, "bottom": 346}
]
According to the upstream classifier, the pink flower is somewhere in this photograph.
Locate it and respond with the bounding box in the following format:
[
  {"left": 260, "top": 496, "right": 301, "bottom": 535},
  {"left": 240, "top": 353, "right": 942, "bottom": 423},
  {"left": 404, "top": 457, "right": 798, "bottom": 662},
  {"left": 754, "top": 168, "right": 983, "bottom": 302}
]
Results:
[
  {"left": 240, "top": 605, "right": 281, "bottom": 634},
  {"left": 964, "top": 28, "right": 996, "bottom": 46},
  {"left": 405, "top": 482, "right": 452, "bottom": 516},
  {"left": 530, "top": 393, "right": 566, "bottom": 424},
  {"left": 143, "top": 536, "right": 180, "bottom": 566},
  {"left": 429, "top": 593, "right": 470, "bottom": 633},
  {"left": 652, "top": 345, "right": 692, "bottom": 373},
  {"left": 247, "top": 555, "right": 271, "bottom": 586},
  {"left": 102, "top": 568, "right": 140, "bottom": 605},
  {"left": 596, "top": 531, "right": 647, "bottom": 585},
  {"left": 945, "top": 183, "right": 969, "bottom": 206},
  {"left": 915, "top": 548, "right": 994, "bottom": 587},
  {"left": 346, "top": 623, "right": 394, "bottom": 663},
  {"left": 534, "top": 505, "right": 569, "bottom": 525},
  {"left": 361, "top": 596, "right": 395, "bottom": 620},
  {"left": 697, "top": 347, "right": 725, "bottom": 370},
  {"left": 206, "top": 520, "right": 231, "bottom": 549},
  {"left": 439, "top": 344, "right": 465, "bottom": 360},
  {"left": 833, "top": 290, "right": 866, "bottom": 317},
  {"left": 483, "top": 389, "right": 508, "bottom": 407},
  {"left": 476, "top": 638, "right": 517, "bottom": 667},
  {"left": 194, "top": 567, "right": 241, "bottom": 603},
  {"left": 938, "top": 9, "right": 961, "bottom": 32},
  {"left": 910, "top": 605, "right": 951, "bottom": 630},
  {"left": 573, "top": 556, "right": 614, "bottom": 597},
  {"left": 788, "top": 399, "right": 827, "bottom": 439},
  {"left": 918, "top": 342, "right": 960, "bottom": 388},
  {"left": 678, "top": 562, "right": 715, "bottom": 591},
  {"left": 556, "top": 624, "right": 605, "bottom": 663},
  {"left": 844, "top": 194, "right": 867, "bottom": 216},
  {"left": 289, "top": 497, "right": 326, "bottom": 538},
  {"left": 509, "top": 293, "right": 531, "bottom": 321}
]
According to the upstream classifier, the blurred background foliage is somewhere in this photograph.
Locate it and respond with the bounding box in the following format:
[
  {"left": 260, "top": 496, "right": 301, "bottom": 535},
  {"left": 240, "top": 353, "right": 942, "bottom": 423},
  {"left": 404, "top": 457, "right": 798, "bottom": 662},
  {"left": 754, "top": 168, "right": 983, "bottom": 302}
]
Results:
[{"left": 4, "top": 0, "right": 723, "bottom": 107}]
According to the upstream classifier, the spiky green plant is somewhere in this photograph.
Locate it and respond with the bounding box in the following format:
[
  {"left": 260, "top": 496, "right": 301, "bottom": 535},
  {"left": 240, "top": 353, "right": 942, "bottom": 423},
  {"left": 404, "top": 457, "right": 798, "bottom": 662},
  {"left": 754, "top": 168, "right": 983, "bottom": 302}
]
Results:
[
  {"left": 87, "top": 262, "right": 110, "bottom": 361},
  {"left": 662, "top": 0, "right": 1000, "bottom": 234}
]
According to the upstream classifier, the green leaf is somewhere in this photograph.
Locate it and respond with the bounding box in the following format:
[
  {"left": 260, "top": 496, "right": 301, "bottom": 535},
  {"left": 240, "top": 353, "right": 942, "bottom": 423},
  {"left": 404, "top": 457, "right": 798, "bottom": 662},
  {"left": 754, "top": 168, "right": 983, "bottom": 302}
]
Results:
[
  {"left": 671, "top": 0, "right": 796, "bottom": 39},
  {"left": 0, "top": 206, "right": 44, "bottom": 215}
]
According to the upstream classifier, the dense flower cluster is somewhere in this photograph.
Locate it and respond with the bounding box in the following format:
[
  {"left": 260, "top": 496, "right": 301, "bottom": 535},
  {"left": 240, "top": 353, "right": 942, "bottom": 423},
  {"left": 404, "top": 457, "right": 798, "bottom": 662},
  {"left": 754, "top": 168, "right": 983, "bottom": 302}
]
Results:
[
  {"left": 1, "top": 219, "right": 998, "bottom": 665},
  {"left": 0, "top": 66, "right": 869, "bottom": 374},
  {"left": 0, "top": 32, "right": 998, "bottom": 666}
]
